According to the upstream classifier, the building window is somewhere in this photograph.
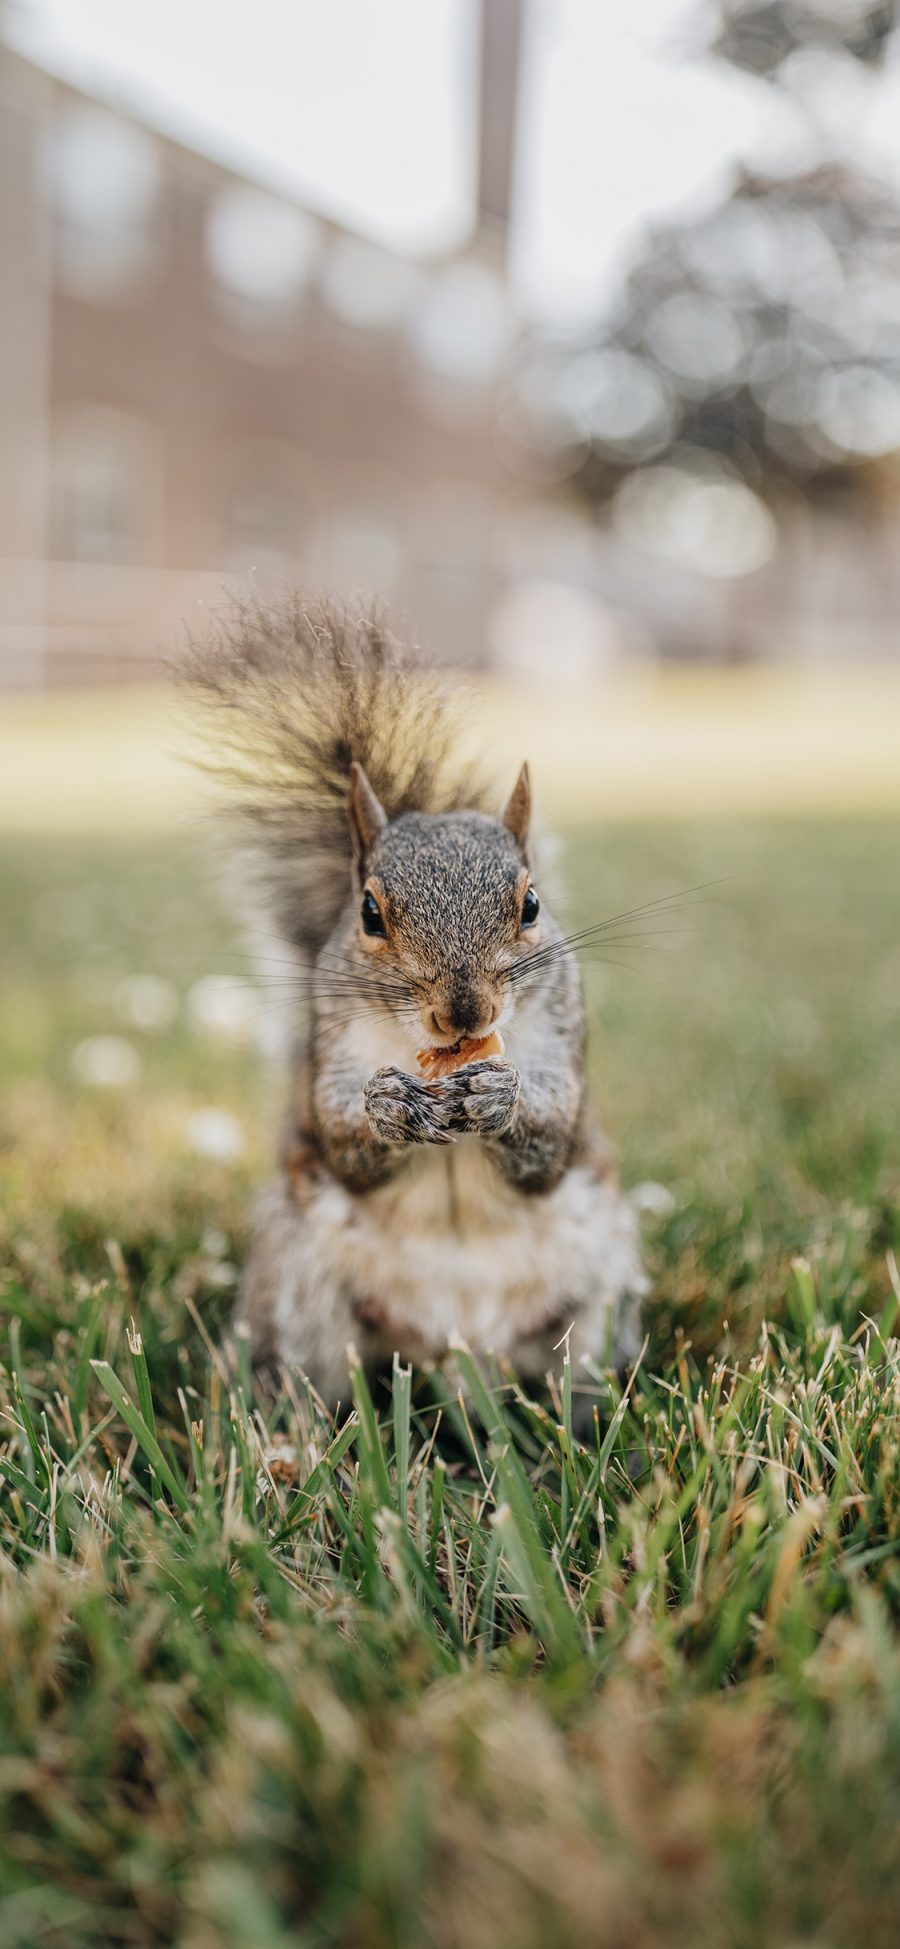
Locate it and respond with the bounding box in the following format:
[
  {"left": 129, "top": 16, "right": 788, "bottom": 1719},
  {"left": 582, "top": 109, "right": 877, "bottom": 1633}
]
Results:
[
  {"left": 326, "top": 481, "right": 404, "bottom": 600},
  {"left": 319, "top": 234, "right": 421, "bottom": 334},
  {"left": 413, "top": 481, "right": 491, "bottom": 663},
  {"left": 51, "top": 407, "right": 162, "bottom": 564},
  {"left": 225, "top": 441, "right": 310, "bottom": 577},
  {"left": 205, "top": 185, "right": 318, "bottom": 336},
  {"left": 48, "top": 105, "right": 161, "bottom": 300},
  {"left": 408, "top": 260, "right": 512, "bottom": 412}
]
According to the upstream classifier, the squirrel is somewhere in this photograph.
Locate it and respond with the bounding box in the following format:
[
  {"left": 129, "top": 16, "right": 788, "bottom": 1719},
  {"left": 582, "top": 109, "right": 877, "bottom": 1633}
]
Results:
[{"left": 186, "top": 591, "right": 646, "bottom": 1413}]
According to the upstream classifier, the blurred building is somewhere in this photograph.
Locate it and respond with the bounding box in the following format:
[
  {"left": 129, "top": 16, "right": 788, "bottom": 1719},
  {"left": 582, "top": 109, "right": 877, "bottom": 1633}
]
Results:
[
  {"left": 3, "top": 1, "right": 899, "bottom": 689},
  {"left": 0, "top": 7, "right": 525, "bottom": 688}
]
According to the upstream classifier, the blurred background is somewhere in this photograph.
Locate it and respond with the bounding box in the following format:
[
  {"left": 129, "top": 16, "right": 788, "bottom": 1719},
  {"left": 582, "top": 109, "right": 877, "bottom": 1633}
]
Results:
[
  {"left": 3, "top": 0, "right": 900, "bottom": 810},
  {"left": 3, "top": 0, "right": 900, "bottom": 708}
]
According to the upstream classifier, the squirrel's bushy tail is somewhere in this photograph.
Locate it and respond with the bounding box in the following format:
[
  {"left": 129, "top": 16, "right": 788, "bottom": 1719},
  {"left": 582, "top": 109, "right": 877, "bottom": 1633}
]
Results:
[{"left": 183, "top": 590, "right": 490, "bottom": 957}]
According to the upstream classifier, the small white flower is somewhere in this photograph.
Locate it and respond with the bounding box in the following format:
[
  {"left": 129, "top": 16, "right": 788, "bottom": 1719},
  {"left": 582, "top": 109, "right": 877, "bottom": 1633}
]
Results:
[
  {"left": 185, "top": 1108, "right": 245, "bottom": 1161},
  {"left": 201, "top": 1226, "right": 229, "bottom": 1258},
  {"left": 631, "top": 1180, "right": 676, "bottom": 1217},
  {"left": 71, "top": 1036, "right": 140, "bottom": 1089},
  {"left": 113, "top": 974, "right": 179, "bottom": 1034},
  {"left": 186, "top": 975, "right": 259, "bottom": 1043},
  {"left": 204, "top": 1260, "right": 237, "bottom": 1290}
]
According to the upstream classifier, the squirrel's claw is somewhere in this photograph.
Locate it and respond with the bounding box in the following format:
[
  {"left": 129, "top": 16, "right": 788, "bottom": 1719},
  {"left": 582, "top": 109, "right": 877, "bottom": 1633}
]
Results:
[
  {"left": 364, "top": 1059, "right": 520, "bottom": 1146},
  {"left": 440, "top": 1057, "right": 521, "bottom": 1137},
  {"left": 364, "top": 1066, "right": 458, "bottom": 1147}
]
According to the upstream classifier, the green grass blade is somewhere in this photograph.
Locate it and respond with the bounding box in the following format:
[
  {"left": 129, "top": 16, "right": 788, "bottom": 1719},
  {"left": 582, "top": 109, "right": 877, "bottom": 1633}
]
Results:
[
  {"left": 275, "top": 1414, "right": 361, "bottom": 1539},
  {"left": 127, "top": 1319, "right": 157, "bottom": 1441},
  {"left": 348, "top": 1348, "right": 393, "bottom": 1509},
  {"left": 90, "top": 1360, "right": 189, "bottom": 1512},
  {"left": 392, "top": 1354, "right": 412, "bottom": 1531}
]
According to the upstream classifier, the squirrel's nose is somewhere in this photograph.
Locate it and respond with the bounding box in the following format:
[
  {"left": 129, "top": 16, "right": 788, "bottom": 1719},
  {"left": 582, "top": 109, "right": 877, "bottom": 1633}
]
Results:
[{"left": 428, "top": 993, "right": 499, "bottom": 1041}]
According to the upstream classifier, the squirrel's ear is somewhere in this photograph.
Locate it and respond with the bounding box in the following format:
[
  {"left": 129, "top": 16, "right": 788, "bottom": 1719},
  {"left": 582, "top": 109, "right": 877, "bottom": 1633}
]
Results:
[
  {"left": 502, "top": 761, "right": 531, "bottom": 852},
  {"left": 348, "top": 761, "right": 387, "bottom": 869}
]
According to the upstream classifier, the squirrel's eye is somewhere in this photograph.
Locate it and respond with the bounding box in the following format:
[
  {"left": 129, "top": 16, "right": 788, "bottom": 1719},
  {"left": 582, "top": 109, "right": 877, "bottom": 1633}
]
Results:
[
  {"left": 521, "top": 886, "right": 540, "bottom": 928},
  {"left": 361, "top": 890, "right": 387, "bottom": 938}
]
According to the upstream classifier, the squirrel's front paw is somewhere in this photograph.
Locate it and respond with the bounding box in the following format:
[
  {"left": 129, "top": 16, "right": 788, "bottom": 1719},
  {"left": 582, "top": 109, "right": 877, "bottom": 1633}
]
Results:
[
  {"left": 364, "top": 1066, "right": 455, "bottom": 1146},
  {"left": 444, "top": 1057, "right": 521, "bottom": 1137}
]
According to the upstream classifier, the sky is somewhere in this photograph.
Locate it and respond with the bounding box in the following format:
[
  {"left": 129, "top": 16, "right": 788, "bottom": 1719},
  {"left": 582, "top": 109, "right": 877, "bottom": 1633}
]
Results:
[{"left": 9, "top": 0, "right": 900, "bottom": 326}]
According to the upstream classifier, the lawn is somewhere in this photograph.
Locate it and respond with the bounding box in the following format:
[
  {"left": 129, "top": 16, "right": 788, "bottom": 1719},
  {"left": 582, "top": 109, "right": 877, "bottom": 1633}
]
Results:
[{"left": 1, "top": 814, "right": 899, "bottom": 1948}]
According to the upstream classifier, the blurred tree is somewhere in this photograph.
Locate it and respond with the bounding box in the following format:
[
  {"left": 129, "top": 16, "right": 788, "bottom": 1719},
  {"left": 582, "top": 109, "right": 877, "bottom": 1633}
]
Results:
[
  {"left": 520, "top": 1, "right": 900, "bottom": 516},
  {"left": 706, "top": 0, "right": 898, "bottom": 77}
]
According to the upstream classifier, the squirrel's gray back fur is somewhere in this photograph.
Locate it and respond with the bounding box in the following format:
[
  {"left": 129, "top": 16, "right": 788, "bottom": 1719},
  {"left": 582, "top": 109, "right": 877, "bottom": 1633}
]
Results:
[{"left": 182, "top": 591, "right": 491, "bottom": 959}]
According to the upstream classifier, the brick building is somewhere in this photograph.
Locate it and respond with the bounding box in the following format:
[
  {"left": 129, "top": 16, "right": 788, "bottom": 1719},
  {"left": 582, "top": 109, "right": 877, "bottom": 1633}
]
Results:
[
  {"left": 3, "top": 2, "right": 896, "bottom": 688},
  {"left": 0, "top": 5, "right": 526, "bottom": 687}
]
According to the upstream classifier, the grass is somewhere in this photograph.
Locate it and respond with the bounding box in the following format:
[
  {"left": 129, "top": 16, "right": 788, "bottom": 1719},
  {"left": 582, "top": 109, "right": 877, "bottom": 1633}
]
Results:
[
  {"left": 4, "top": 666, "right": 900, "bottom": 833},
  {"left": 1, "top": 815, "right": 900, "bottom": 1947}
]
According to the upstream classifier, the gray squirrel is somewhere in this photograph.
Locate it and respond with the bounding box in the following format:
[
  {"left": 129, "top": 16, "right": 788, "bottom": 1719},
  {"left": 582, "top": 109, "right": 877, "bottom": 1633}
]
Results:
[{"left": 186, "top": 592, "right": 645, "bottom": 1410}]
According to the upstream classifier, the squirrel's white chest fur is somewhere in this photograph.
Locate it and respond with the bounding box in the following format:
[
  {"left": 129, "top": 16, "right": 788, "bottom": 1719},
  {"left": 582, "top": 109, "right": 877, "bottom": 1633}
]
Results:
[
  {"left": 263, "top": 1006, "right": 645, "bottom": 1387},
  {"left": 305, "top": 1140, "right": 640, "bottom": 1352}
]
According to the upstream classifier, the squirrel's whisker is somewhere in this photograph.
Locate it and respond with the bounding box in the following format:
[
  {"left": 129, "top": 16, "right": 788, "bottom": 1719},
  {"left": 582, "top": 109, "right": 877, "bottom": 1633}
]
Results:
[
  {"left": 513, "top": 877, "right": 729, "bottom": 967},
  {"left": 506, "top": 927, "right": 687, "bottom": 985}
]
